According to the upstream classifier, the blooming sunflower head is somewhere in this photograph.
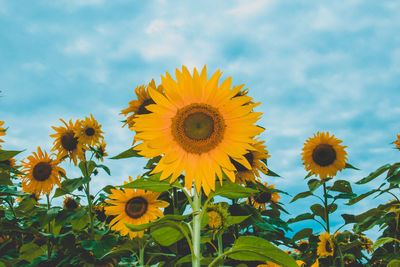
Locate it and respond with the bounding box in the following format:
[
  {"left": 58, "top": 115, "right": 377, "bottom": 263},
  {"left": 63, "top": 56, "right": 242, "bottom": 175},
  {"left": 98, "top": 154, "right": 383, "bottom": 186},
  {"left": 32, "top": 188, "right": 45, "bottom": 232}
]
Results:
[
  {"left": 231, "top": 140, "right": 270, "bottom": 184},
  {"left": 133, "top": 66, "right": 263, "bottom": 195},
  {"left": 20, "top": 147, "right": 65, "bottom": 196},
  {"left": 50, "top": 119, "right": 84, "bottom": 165},
  {"left": 75, "top": 114, "right": 104, "bottom": 147},
  {"left": 394, "top": 134, "right": 400, "bottom": 150},
  {"left": 63, "top": 196, "right": 79, "bottom": 210},
  {"left": 301, "top": 132, "right": 347, "bottom": 180},
  {"left": 294, "top": 240, "right": 310, "bottom": 254},
  {"left": 0, "top": 121, "right": 6, "bottom": 149},
  {"left": 248, "top": 182, "right": 280, "bottom": 210},
  {"left": 104, "top": 177, "right": 169, "bottom": 239},
  {"left": 317, "top": 232, "right": 334, "bottom": 257},
  {"left": 206, "top": 203, "right": 229, "bottom": 232}
]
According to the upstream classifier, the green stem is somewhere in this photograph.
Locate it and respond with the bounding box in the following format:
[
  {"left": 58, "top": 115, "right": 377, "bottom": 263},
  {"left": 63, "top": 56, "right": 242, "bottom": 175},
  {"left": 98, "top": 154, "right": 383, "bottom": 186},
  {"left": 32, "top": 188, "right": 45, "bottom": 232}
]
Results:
[
  {"left": 138, "top": 240, "right": 145, "bottom": 267},
  {"left": 323, "top": 182, "right": 330, "bottom": 233},
  {"left": 46, "top": 194, "right": 52, "bottom": 260},
  {"left": 217, "top": 233, "right": 223, "bottom": 257},
  {"left": 336, "top": 240, "right": 345, "bottom": 267},
  {"left": 86, "top": 181, "right": 94, "bottom": 240},
  {"left": 192, "top": 190, "right": 202, "bottom": 267}
]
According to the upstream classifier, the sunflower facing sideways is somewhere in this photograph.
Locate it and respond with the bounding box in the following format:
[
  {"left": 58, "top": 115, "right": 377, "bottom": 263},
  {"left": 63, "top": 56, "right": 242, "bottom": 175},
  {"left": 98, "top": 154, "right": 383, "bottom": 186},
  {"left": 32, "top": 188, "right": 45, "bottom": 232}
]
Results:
[
  {"left": 0, "top": 121, "right": 6, "bottom": 149},
  {"left": 20, "top": 147, "right": 65, "bottom": 197},
  {"left": 394, "top": 134, "right": 400, "bottom": 150},
  {"left": 50, "top": 119, "right": 84, "bottom": 165},
  {"left": 317, "top": 232, "right": 334, "bottom": 257},
  {"left": 75, "top": 114, "right": 104, "bottom": 147},
  {"left": 132, "top": 66, "right": 263, "bottom": 195},
  {"left": 301, "top": 132, "right": 347, "bottom": 180},
  {"left": 248, "top": 182, "right": 280, "bottom": 210},
  {"left": 104, "top": 176, "right": 169, "bottom": 239}
]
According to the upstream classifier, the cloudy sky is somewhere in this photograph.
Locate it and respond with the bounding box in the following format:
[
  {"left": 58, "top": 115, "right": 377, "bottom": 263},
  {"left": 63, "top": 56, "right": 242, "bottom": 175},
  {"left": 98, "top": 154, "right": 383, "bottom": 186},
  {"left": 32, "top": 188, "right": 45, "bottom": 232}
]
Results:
[{"left": 1, "top": 0, "right": 399, "bottom": 240}]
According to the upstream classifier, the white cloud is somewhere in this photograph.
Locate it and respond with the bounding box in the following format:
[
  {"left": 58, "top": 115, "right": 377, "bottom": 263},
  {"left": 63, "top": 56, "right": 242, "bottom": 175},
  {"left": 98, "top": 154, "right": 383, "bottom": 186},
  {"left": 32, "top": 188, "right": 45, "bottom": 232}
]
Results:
[
  {"left": 227, "top": 0, "right": 275, "bottom": 18},
  {"left": 64, "top": 37, "right": 94, "bottom": 55}
]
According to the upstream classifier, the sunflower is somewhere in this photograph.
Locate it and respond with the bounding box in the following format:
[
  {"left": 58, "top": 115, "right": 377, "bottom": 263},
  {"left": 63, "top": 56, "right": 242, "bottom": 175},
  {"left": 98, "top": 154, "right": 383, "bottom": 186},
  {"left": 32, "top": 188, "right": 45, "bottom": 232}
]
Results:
[
  {"left": 94, "top": 139, "right": 108, "bottom": 162},
  {"left": 104, "top": 176, "right": 169, "bottom": 239},
  {"left": 296, "top": 261, "right": 306, "bottom": 267},
  {"left": 50, "top": 119, "right": 84, "bottom": 165},
  {"left": 206, "top": 203, "right": 229, "bottom": 232},
  {"left": 63, "top": 196, "right": 79, "bottom": 210},
  {"left": 0, "top": 121, "right": 6, "bottom": 149},
  {"left": 0, "top": 157, "right": 16, "bottom": 172},
  {"left": 231, "top": 139, "right": 270, "bottom": 184},
  {"left": 395, "top": 134, "right": 400, "bottom": 150},
  {"left": 294, "top": 240, "right": 310, "bottom": 254},
  {"left": 248, "top": 182, "right": 280, "bottom": 210},
  {"left": 311, "top": 259, "right": 319, "bottom": 267},
  {"left": 301, "top": 132, "right": 347, "bottom": 180},
  {"left": 359, "top": 235, "right": 373, "bottom": 254},
  {"left": 20, "top": 147, "right": 65, "bottom": 196},
  {"left": 133, "top": 66, "right": 263, "bottom": 195},
  {"left": 120, "top": 79, "right": 164, "bottom": 129},
  {"left": 317, "top": 232, "right": 334, "bottom": 257},
  {"left": 75, "top": 114, "right": 104, "bottom": 147}
]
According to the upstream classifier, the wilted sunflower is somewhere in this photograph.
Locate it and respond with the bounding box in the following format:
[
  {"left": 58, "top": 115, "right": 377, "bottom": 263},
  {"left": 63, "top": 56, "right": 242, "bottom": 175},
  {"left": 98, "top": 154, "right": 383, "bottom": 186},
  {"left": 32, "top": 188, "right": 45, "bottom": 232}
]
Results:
[
  {"left": 248, "top": 182, "right": 280, "bottom": 210},
  {"left": 231, "top": 140, "right": 270, "bottom": 184},
  {"left": 394, "top": 134, "right": 400, "bottom": 150},
  {"left": 50, "top": 119, "right": 84, "bottom": 165},
  {"left": 359, "top": 235, "right": 373, "bottom": 254},
  {"left": 294, "top": 240, "right": 310, "bottom": 254},
  {"left": 104, "top": 176, "right": 169, "bottom": 239},
  {"left": 206, "top": 203, "right": 229, "bottom": 232},
  {"left": 301, "top": 132, "right": 347, "bottom": 180},
  {"left": 63, "top": 196, "right": 79, "bottom": 210},
  {"left": 317, "top": 232, "right": 334, "bottom": 257},
  {"left": 0, "top": 121, "right": 6, "bottom": 149},
  {"left": 94, "top": 140, "right": 108, "bottom": 162},
  {"left": 133, "top": 66, "right": 263, "bottom": 195},
  {"left": 120, "top": 79, "right": 164, "bottom": 129},
  {"left": 75, "top": 114, "right": 104, "bottom": 147},
  {"left": 20, "top": 147, "right": 65, "bottom": 196}
]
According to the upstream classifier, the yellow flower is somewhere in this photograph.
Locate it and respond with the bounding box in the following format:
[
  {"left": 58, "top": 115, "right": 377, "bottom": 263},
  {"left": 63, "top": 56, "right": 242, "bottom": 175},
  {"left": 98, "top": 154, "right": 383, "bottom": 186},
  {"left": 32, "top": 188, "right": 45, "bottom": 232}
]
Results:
[
  {"left": 133, "top": 66, "right": 263, "bottom": 195},
  {"left": 50, "top": 119, "right": 85, "bottom": 165},
  {"left": 20, "top": 147, "right": 65, "bottom": 196},
  {"left": 294, "top": 240, "right": 310, "bottom": 254},
  {"left": 359, "top": 235, "right": 374, "bottom": 254},
  {"left": 311, "top": 259, "right": 319, "bottom": 267},
  {"left": 120, "top": 79, "right": 164, "bottom": 129},
  {"left": 206, "top": 203, "right": 229, "bottom": 231},
  {"left": 0, "top": 121, "right": 6, "bottom": 149},
  {"left": 94, "top": 139, "right": 108, "bottom": 162},
  {"left": 248, "top": 182, "right": 280, "bottom": 210},
  {"left": 232, "top": 139, "right": 270, "bottom": 184},
  {"left": 75, "top": 114, "right": 104, "bottom": 147},
  {"left": 395, "top": 134, "right": 400, "bottom": 150},
  {"left": 104, "top": 176, "right": 169, "bottom": 239},
  {"left": 0, "top": 157, "right": 16, "bottom": 172},
  {"left": 63, "top": 196, "right": 79, "bottom": 210},
  {"left": 317, "top": 232, "right": 334, "bottom": 257},
  {"left": 301, "top": 132, "right": 347, "bottom": 179}
]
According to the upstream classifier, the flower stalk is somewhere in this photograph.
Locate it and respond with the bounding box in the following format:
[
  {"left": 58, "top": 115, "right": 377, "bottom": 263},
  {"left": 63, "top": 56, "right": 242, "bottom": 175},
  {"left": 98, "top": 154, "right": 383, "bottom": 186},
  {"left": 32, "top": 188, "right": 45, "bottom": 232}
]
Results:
[{"left": 192, "top": 190, "right": 202, "bottom": 267}]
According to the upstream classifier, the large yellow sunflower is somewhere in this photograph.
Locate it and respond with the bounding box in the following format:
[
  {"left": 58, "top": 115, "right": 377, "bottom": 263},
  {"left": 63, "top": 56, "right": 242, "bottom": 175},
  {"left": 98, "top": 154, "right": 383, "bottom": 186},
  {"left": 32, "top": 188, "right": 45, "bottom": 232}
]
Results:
[
  {"left": 301, "top": 132, "right": 347, "bottom": 180},
  {"left": 50, "top": 119, "right": 84, "bottom": 165},
  {"left": 231, "top": 139, "right": 270, "bottom": 184},
  {"left": 20, "top": 147, "right": 65, "bottom": 196},
  {"left": 75, "top": 114, "right": 104, "bottom": 147},
  {"left": 317, "top": 232, "right": 334, "bottom": 257},
  {"left": 394, "top": 134, "right": 400, "bottom": 150},
  {"left": 104, "top": 176, "right": 169, "bottom": 239},
  {"left": 248, "top": 182, "right": 280, "bottom": 210},
  {"left": 120, "top": 79, "right": 164, "bottom": 129},
  {"left": 0, "top": 121, "right": 6, "bottom": 149},
  {"left": 132, "top": 66, "right": 263, "bottom": 195}
]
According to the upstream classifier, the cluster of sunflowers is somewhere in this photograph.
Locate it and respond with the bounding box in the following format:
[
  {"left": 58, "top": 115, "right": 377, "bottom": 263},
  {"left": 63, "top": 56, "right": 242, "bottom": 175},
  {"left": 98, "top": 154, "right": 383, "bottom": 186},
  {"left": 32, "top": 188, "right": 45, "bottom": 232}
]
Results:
[{"left": 1, "top": 66, "right": 400, "bottom": 266}]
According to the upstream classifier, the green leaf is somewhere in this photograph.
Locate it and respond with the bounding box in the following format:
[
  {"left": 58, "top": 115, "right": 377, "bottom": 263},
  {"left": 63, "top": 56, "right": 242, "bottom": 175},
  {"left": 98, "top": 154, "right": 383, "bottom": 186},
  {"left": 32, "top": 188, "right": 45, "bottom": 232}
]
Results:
[
  {"left": 345, "top": 189, "right": 378, "bottom": 205},
  {"left": 226, "top": 216, "right": 250, "bottom": 226},
  {"left": 228, "top": 236, "right": 298, "bottom": 267},
  {"left": 334, "top": 193, "right": 357, "bottom": 200},
  {"left": 150, "top": 223, "right": 186, "bottom": 247},
  {"left": 266, "top": 169, "right": 280, "bottom": 177},
  {"left": 71, "top": 212, "right": 90, "bottom": 230},
  {"left": 388, "top": 259, "right": 400, "bottom": 267},
  {"left": 345, "top": 163, "right": 360, "bottom": 170},
  {"left": 287, "top": 213, "right": 314, "bottom": 224},
  {"left": 110, "top": 147, "right": 142, "bottom": 159},
  {"left": 307, "top": 179, "right": 321, "bottom": 192},
  {"left": 82, "top": 235, "right": 118, "bottom": 258},
  {"left": 291, "top": 228, "right": 313, "bottom": 242},
  {"left": 328, "top": 203, "right": 338, "bottom": 214},
  {"left": 310, "top": 204, "right": 325, "bottom": 220},
  {"left": 372, "top": 237, "right": 400, "bottom": 249},
  {"left": 79, "top": 161, "right": 96, "bottom": 177},
  {"left": 328, "top": 180, "right": 352, "bottom": 193},
  {"left": 387, "top": 172, "right": 400, "bottom": 184},
  {"left": 96, "top": 164, "right": 111, "bottom": 175},
  {"left": 356, "top": 164, "right": 391, "bottom": 184},
  {"left": 124, "top": 215, "right": 189, "bottom": 231},
  {"left": 290, "top": 191, "right": 313, "bottom": 203},
  {"left": 0, "top": 172, "right": 12, "bottom": 185},
  {"left": 0, "top": 185, "right": 27, "bottom": 196},
  {"left": 121, "top": 173, "right": 181, "bottom": 192},
  {"left": 53, "top": 177, "right": 90, "bottom": 198},
  {"left": 213, "top": 181, "right": 258, "bottom": 199},
  {"left": 19, "top": 242, "right": 46, "bottom": 263},
  {"left": 0, "top": 150, "right": 23, "bottom": 161}
]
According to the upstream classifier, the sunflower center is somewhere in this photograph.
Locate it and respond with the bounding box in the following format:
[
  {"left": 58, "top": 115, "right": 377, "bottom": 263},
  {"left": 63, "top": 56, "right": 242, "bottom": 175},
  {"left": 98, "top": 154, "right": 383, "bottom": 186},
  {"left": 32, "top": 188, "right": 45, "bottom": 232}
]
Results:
[
  {"left": 32, "top": 162, "right": 52, "bottom": 181},
  {"left": 137, "top": 98, "right": 155, "bottom": 115},
  {"left": 325, "top": 240, "right": 332, "bottom": 253},
  {"left": 85, "top": 127, "right": 95, "bottom": 136},
  {"left": 171, "top": 103, "right": 226, "bottom": 154},
  {"left": 312, "top": 144, "right": 336, "bottom": 167},
  {"left": 299, "top": 242, "right": 309, "bottom": 251},
  {"left": 254, "top": 191, "right": 272, "bottom": 204},
  {"left": 65, "top": 198, "right": 79, "bottom": 210},
  {"left": 61, "top": 131, "right": 78, "bottom": 151},
  {"left": 125, "top": 197, "right": 148, "bottom": 219},
  {"left": 207, "top": 210, "right": 223, "bottom": 229},
  {"left": 230, "top": 152, "right": 254, "bottom": 172}
]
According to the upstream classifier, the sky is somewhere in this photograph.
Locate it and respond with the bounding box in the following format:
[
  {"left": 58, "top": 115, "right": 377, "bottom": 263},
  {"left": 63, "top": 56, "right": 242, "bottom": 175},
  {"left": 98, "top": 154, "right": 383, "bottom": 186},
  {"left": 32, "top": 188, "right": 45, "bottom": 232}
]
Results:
[{"left": 1, "top": 0, "right": 400, "bottom": 241}]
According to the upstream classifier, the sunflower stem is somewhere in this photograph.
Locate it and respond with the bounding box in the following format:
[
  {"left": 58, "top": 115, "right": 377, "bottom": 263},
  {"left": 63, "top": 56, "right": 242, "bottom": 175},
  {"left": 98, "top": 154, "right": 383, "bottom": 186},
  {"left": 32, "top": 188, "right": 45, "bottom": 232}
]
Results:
[
  {"left": 217, "top": 232, "right": 223, "bottom": 257},
  {"left": 83, "top": 161, "right": 94, "bottom": 240},
  {"left": 323, "top": 182, "right": 330, "bottom": 233},
  {"left": 46, "top": 194, "right": 52, "bottom": 260},
  {"left": 138, "top": 239, "right": 145, "bottom": 267},
  {"left": 192, "top": 190, "right": 202, "bottom": 267}
]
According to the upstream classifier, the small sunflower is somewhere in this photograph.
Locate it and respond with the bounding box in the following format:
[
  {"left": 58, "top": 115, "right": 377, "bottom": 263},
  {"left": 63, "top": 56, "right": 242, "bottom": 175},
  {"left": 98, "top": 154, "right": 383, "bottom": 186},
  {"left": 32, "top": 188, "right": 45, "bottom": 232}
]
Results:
[
  {"left": 133, "top": 66, "right": 263, "bottom": 195},
  {"left": 206, "top": 203, "right": 229, "bottom": 232},
  {"left": 20, "top": 147, "right": 65, "bottom": 196},
  {"left": 104, "top": 176, "right": 169, "bottom": 239},
  {"left": 120, "top": 79, "right": 164, "bottom": 129},
  {"left": 0, "top": 121, "right": 6, "bottom": 149},
  {"left": 394, "top": 134, "right": 400, "bottom": 150},
  {"left": 94, "top": 140, "right": 108, "bottom": 162},
  {"left": 317, "top": 232, "right": 334, "bottom": 257},
  {"left": 50, "top": 119, "right": 84, "bottom": 165},
  {"left": 301, "top": 132, "right": 347, "bottom": 180},
  {"left": 248, "top": 182, "right": 280, "bottom": 210},
  {"left": 359, "top": 235, "right": 373, "bottom": 254},
  {"left": 294, "top": 240, "right": 310, "bottom": 254},
  {"left": 0, "top": 157, "right": 16, "bottom": 172},
  {"left": 63, "top": 196, "right": 79, "bottom": 210},
  {"left": 231, "top": 140, "right": 270, "bottom": 184},
  {"left": 75, "top": 114, "right": 104, "bottom": 147}
]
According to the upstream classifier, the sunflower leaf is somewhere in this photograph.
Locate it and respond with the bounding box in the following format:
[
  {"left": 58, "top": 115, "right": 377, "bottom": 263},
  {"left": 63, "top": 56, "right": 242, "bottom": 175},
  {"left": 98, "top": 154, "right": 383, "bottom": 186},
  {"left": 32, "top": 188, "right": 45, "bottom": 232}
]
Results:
[
  {"left": 356, "top": 164, "right": 391, "bottom": 184},
  {"left": 18, "top": 242, "right": 46, "bottom": 263},
  {"left": 328, "top": 180, "right": 353, "bottom": 194},
  {"left": 213, "top": 181, "right": 258, "bottom": 199},
  {"left": 310, "top": 204, "right": 325, "bottom": 221},
  {"left": 372, "top": 237, "right": 400, "bottom": 249},
  {"left": 266, "top": 169, "right": 280, "bottom": 177},
  {"left": 0, "top": 172, "right": 12, "bottom": 186},
  {"left": 291, "top": 228, "right": 313, "bottom": 242},
  {"left": 110, "top": 147, "right": 142, "bottom": 159},
  {"left": 287, "top": 213, "right": 314, "bottom": 224},
  {"left": 345, "top": 163, "right": 360, "bottom": 170},
  {"left": 307, "top": 179, "right": 321, "bottom": 192},
  {"left": 345, "top": 189, "right": 378, "bottom": 205},
  {"left": 290, "top": 191, "right": 313, "bottom": 203},
  {"left": 53, "top": 177, "right": 90, "bottom": 198},
  {"left": 0, "top": 150, "right": 23, "bottom": 161}
]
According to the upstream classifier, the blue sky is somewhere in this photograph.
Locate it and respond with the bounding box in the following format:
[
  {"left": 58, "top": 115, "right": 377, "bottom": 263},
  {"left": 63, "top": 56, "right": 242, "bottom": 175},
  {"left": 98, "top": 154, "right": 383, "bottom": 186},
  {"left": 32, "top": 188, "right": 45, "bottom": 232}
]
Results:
[{"left": 1, "top": 0, "right": 400, "bottom": 240}]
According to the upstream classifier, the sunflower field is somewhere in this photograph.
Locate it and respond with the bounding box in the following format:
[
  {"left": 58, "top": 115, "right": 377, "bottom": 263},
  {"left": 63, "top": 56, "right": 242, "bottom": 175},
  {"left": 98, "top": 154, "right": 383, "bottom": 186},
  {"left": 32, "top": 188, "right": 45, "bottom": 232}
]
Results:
[{"left": 1, "top": 66, "right": 400, "bottom": 267}]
